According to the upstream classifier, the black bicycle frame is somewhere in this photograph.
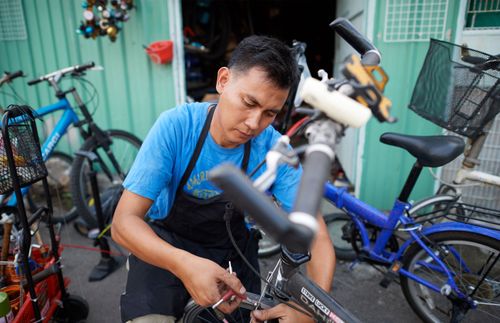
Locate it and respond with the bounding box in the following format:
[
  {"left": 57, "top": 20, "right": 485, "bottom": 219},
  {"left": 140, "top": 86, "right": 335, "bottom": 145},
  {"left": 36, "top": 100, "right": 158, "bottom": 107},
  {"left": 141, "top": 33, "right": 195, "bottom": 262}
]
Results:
[{"left": 279, "top": 254, "right": 361, "bottom": 323}]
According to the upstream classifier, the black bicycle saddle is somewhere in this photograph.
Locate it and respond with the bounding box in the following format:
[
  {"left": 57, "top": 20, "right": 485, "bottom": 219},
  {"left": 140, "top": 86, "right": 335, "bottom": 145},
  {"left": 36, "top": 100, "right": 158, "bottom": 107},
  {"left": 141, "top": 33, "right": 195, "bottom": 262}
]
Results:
[{"left": 380, "top": 132, "right": 465, "bottom": 167}]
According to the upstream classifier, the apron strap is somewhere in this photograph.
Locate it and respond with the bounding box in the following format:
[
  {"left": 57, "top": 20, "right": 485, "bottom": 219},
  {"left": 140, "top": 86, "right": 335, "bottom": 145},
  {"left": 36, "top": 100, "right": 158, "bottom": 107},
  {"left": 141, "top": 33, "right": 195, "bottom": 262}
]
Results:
[
  {"left": 176, "top": 104, "right": 216, "bottom": 194},
  {"left": 242, "top": 140, "right": 251, "bottom": 172},
  {"left": 176, "top": 105, "right": 252, "bottom": 194}
]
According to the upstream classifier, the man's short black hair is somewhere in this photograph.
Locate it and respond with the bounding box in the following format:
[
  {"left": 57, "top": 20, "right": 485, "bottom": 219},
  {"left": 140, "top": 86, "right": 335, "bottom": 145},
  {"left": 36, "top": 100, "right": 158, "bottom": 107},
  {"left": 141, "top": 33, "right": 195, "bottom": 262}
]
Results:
[{"left": 228, "top": 35, "right": 299, "bottom": 90}]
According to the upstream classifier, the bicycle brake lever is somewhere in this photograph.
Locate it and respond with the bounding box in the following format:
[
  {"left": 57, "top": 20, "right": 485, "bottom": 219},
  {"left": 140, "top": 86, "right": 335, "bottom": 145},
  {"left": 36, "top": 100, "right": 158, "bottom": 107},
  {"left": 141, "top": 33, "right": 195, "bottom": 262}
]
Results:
[{"left": 255, "top": 259, "right": 282, "bottom": 310}]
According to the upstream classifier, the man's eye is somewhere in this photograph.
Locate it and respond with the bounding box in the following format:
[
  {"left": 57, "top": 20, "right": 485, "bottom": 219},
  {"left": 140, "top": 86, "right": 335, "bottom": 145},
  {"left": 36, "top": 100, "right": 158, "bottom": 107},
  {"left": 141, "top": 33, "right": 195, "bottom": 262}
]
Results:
[
  {"left": 243, "top": 100, "right": 254, "bottom": 107},
  {"left": 266, "top": 111, "right": 277, "bottom": 117}
]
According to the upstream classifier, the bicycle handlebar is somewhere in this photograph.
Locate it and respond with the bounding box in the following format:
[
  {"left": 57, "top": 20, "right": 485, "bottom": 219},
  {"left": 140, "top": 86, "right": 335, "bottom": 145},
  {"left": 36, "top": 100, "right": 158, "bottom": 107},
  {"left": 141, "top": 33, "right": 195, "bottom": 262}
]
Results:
[
  {"left": 27, "top": 62, "right": 96, "bottom": 86},
  {"left": 208, "top": 164, "right": 314, "bottom": 254},
  {"left": 330, "top": 17, "right": 381, "bottom": 66},
  {"left": 0, "top": 70, "right": 24, "bottom": 86},
  {"left": 300, "top": 77, "right": 372, "bottom": 128}
]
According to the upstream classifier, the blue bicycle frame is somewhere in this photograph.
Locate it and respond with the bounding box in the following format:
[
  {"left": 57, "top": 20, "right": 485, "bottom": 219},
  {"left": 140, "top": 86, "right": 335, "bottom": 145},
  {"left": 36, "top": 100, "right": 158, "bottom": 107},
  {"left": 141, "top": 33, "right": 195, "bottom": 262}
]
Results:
[
  {"left": 324, "top": 182, "right": 500, "bottom": 302},
  {"left": 2, "top": 98, "right": 80, "bottom": 206}
]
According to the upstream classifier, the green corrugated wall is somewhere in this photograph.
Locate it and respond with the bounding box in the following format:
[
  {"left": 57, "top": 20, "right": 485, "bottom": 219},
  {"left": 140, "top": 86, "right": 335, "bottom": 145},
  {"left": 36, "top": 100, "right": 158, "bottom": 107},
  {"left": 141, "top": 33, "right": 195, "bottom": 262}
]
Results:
[
  {"left": 359, "top": 0, "right": 462, "bottom": 210},
  {"left": 0, "top": 0, "right": 177, "bottom": 153}
]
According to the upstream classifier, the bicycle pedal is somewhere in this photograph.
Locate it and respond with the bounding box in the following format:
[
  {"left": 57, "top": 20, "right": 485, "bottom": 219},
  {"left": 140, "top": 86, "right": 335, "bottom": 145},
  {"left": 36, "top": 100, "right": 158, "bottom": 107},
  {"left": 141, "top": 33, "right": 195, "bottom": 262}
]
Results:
[{"left": 379, "top": 261, "right": 402, "bottom": 288}]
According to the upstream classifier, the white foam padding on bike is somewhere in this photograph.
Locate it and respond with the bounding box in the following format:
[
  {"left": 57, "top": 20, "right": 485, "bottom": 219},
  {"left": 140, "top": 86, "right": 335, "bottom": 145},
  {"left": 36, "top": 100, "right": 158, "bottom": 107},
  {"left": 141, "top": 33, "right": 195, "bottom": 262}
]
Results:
[{"left": 300, "top": 77, "right": 372, "bottom": 128}]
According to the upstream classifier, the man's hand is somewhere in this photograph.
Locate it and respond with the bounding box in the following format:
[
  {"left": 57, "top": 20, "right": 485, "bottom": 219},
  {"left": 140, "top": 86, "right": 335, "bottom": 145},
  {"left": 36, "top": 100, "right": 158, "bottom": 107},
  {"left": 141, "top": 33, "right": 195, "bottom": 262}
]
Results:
[
  {"left": 251, "top": 303, "right": 313, "bottom": 323},
  {"left": 178, "top": 256, "right": 246, "bottom": 314}
]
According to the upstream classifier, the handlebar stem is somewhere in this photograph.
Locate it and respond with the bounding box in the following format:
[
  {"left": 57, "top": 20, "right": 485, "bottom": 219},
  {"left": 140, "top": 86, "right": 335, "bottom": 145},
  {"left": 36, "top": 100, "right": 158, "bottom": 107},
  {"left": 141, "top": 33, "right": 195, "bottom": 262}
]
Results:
[
  {"left": 304, "top": 119, "right": 339, "bottom": 149},
  {"left": 47, "top": 78, "right": 63, "bottom": 97}
]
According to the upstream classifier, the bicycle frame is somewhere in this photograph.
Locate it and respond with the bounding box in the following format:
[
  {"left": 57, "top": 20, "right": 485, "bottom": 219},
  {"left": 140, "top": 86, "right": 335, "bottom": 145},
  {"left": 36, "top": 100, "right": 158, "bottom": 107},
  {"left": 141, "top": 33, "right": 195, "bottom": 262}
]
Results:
[
  {"left": 451, "top": 118, "right": 500, "bottom": 188},
  {"left": 1, "top": 98, "right": 80, "bottom": 206},
  {"left": 323, "top": 182, "right": 500, "bottom": 301},
  {"left": 455, "top": 167, "right": 500, "bottom": 186}
]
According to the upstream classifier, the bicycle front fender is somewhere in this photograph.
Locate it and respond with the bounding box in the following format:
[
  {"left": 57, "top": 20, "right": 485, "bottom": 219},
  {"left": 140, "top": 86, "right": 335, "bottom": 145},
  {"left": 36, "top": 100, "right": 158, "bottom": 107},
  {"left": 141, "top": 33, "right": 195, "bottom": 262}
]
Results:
[{"left": 396, "top": 221, "right": 500, "bottom": 260}]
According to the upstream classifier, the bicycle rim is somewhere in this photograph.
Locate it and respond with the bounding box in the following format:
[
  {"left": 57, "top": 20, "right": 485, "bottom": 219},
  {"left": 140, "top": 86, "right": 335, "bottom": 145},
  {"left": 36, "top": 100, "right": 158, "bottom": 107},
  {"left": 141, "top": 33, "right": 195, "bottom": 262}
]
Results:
[
  {"left": 324, "top": 213, "right": 357, "bottom": 261},
  {"left": 257, "top": 230, "right": 281, "bottom": 258},
  {"left": 69, "top": 130, "right": 141, "bottom": 228},
  {"left": 408, "top": 194, "right": 464, "bottom": 225},
  {"left": 28, "top": 151, "right": 78, "bottom": 223},
  {"left": 401, "top": 231, "right": 500, "bottom": 322},
  {"left": 183, "top": 292, "right": 275, "bottom": 323}
]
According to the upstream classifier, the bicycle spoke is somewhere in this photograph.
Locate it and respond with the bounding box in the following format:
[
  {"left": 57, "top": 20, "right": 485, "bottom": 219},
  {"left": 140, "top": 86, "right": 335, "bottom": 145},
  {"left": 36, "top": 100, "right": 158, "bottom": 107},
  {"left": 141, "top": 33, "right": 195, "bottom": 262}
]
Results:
[{"left": 402, "top": 232, "right": 500, "bottom": 322}]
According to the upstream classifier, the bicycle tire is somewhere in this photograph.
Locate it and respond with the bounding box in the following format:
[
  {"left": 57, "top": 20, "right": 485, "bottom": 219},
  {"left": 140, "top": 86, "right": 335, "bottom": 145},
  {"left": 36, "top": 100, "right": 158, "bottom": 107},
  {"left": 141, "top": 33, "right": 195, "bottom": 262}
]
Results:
[
  {"left": 408, "top": 193, "right": 465, "bottom": 225},
  {"left": 324, "top": 212, "right": 357, "bottom": 261},
  {"left": 182, "top": 291, "right": 276, "bottom": 323},
  {"left": 69, "top": 129, "right": 142, "bottom": 228},
  {"left": 400, "top": 231, "right": 500, "bottom": 322},
  {"left": 28, "top": 151, "right": 79, "bottom": 224},
  {"left": 258, "top": 212, "right": 358, "bottom": 259},
  {"left": 257, "top": 229, "right": 281, "bottom": 258}
]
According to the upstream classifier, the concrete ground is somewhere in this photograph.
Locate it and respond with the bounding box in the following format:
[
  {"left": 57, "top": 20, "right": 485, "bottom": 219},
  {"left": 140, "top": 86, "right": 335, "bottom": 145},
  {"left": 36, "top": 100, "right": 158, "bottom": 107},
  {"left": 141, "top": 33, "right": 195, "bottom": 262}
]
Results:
[{"left": 54, "top": 222, "right": 422, "bottom": 323}]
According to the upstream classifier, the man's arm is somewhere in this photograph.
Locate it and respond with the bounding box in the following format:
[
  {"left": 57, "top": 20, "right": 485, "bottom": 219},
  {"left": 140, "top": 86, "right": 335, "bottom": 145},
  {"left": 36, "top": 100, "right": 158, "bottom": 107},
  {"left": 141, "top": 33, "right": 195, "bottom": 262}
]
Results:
[
  {"left": 111, "top": 189, "right": 246, "bottom": 313},
  {"left": 306, "top": 212, "right": 336, "bottom": 290}
]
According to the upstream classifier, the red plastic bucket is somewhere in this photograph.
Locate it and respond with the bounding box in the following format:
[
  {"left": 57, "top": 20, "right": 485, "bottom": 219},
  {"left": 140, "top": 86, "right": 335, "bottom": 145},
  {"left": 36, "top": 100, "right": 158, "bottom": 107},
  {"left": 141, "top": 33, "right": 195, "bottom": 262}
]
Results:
[{"left": 145, "top": 40, "right": 173, "bottom": 64}]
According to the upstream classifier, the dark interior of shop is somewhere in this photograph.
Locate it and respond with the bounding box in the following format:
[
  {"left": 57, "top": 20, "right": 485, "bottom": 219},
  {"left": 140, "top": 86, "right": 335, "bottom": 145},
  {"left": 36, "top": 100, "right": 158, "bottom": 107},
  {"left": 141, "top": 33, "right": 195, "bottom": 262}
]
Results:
[{"left": 182, "top": 0, "right": 336, "bottom": 103}]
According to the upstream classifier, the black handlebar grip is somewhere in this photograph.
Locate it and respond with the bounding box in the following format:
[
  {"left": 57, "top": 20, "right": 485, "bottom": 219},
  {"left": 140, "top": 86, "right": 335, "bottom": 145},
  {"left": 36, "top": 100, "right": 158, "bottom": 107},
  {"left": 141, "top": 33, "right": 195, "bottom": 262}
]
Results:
[
  {"left": 209, "top": 164, "right": 314, "bottom": 252},
  {"left": 293, "top": 149, "right": 332, "bottom": 218},
  {"left": 75, "top": 61, "right": 96, "bottom": 73},
  {"left": 330, "top": 17, "right": 381, "bottom": 66},
  {"left": 27, "top": 78, "right": 42, "bottom": 86},
  {"left": 8, "top": 70, "right": 24, "bottom": 80}
]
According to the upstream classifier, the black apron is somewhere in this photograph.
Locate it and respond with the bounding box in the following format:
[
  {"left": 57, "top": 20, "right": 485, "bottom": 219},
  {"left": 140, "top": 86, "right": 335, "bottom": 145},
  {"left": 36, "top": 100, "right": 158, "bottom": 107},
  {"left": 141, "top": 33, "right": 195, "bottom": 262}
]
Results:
[{"left": 121, "top": 106, "right": 261, "bottom": 322}]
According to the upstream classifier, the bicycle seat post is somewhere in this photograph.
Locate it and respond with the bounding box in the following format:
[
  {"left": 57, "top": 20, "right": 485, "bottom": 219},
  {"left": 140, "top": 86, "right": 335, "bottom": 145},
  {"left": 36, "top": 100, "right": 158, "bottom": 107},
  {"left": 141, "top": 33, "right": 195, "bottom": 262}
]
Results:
[{"left": 398, "top": 161, "right": 423, "bottom": 203}]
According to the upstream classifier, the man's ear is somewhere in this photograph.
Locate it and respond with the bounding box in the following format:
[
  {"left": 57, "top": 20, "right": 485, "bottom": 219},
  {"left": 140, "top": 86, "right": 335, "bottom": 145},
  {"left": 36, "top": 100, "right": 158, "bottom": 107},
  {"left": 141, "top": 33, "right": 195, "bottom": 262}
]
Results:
[{"left": 216, "top": 67, "right": 230, "bottom": 94}]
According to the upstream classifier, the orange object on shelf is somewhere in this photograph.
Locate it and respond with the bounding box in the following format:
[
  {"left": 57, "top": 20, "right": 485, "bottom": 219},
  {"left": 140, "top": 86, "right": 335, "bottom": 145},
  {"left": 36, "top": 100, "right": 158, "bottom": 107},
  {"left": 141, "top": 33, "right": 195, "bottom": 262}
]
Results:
[{"left": 145, "top": 40, "right": 174, "bottom": 64}]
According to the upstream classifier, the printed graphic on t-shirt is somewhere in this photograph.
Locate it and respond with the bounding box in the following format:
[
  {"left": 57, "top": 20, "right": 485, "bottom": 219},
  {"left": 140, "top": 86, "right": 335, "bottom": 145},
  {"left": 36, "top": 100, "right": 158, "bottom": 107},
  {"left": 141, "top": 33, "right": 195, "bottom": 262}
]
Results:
[{"left": 185, "top": 170, "right": 220, "bottom": 199}]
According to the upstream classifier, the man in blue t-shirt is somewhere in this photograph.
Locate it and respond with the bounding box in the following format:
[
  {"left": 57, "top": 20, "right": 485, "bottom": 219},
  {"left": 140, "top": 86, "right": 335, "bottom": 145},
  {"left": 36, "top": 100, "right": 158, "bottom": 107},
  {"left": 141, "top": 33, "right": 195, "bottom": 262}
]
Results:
[{"left": 112, "top": 35, "right": 335, "bottom": 323}]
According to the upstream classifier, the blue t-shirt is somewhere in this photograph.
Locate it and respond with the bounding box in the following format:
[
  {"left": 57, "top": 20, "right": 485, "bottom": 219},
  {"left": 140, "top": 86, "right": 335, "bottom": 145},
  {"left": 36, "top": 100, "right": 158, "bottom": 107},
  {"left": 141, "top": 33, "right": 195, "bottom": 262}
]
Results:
[{"left": 123, "top": 102, "right": 302, "bottom": 220}]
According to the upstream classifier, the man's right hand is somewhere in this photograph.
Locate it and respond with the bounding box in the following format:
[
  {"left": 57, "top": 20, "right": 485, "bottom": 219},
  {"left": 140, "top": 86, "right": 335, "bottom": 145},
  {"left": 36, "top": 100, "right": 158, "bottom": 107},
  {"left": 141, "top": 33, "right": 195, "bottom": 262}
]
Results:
[
  {"left": 251, "top": 303, "right": 314, "bottom": 323},
  {"left": 178, "top": 255, "right": 247, "bottom": 314}
]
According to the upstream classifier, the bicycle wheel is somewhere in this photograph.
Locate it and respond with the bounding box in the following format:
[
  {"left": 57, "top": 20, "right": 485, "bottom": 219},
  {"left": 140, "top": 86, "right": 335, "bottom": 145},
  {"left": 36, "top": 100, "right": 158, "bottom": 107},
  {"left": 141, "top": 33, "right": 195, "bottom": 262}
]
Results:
[
  {"left": 28, "top": 151, "right": 79, "bottom": 223},
  {"left": 258, "top": 229, "right": 281, "bottom": 258},
  {"left": 69, "top": 129, "right": 142, "bottom": 228},
  {"left": 408, "top": 194, "right": 465, "bottom": 225},
  {"left": 324, "top": 212, "right": 357, "bottom": 261},
  {"left": 182, "top": 292, "right": 275, "bottom": 323},
  {"left": 257, "top": 211, "right": 357, "bottom": 259},
  {"left": 400, "top": 231, "right": 500, "bottom": 322}
]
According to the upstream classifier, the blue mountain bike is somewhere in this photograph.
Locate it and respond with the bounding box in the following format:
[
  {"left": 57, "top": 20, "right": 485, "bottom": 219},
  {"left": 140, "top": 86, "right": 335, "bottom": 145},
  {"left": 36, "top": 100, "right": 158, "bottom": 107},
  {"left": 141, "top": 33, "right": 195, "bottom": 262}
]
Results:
[{"left": 0, "top": 63, "right": 142, "bottom": 228}]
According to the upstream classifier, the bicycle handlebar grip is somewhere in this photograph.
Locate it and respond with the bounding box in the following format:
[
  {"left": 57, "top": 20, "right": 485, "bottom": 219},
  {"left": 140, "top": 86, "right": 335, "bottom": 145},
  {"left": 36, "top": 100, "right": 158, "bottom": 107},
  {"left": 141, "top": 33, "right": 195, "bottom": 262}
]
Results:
[
  {"left": 209, "top": 164, "right": 314, "bottom": 253},
  {"left": 330, "top": 17, "right": 381, "bottom": 66},
  {"left": 75, "top": 61, "right": 95, "bottom": 73},
  {"left": 8, "top": 70, "right": 24, "bottom": 80},
  {"left": 27, "top": 78, "right": 42, "bottom": 86},
  {"left": 293, "top": 149, "right": 332, "bottom": 219},
  {"left": 300, "top": 77, "right": 372, "bottom": 127}
]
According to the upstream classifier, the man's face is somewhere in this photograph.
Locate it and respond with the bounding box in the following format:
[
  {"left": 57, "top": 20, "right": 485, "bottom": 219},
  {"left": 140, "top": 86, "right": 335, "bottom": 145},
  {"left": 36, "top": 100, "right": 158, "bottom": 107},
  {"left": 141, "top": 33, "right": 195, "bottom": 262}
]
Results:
[{"left": 212, "top": 66, "right": 289, "bottom": 148}]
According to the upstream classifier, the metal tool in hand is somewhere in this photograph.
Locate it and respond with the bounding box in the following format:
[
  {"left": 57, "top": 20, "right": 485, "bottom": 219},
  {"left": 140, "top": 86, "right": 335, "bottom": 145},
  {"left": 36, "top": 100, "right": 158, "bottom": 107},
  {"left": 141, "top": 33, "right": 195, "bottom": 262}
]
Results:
[{"left": 212, "top": 261, "right": 244, "bottom": 309}]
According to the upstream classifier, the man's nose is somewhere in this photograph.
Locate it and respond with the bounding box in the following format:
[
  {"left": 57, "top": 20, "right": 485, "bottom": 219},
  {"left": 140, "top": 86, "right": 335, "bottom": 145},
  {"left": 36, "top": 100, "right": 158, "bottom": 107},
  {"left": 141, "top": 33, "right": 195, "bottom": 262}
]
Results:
[{"left": 244, "top": 110, "right": 260, "bottom": 130}]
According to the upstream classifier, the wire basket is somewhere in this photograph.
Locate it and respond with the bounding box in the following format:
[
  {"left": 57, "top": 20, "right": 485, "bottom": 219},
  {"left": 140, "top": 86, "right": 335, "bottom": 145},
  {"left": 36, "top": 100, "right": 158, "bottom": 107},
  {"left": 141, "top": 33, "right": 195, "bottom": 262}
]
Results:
[
  {"left": 409, "top": 39, "right": 500, "bottom": 138},
  {"left": 413, "top": 200, "right": 500, "bottom": 230},
  {"left": 0, "top": 105, "right": 47, "bottom": 195}
]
